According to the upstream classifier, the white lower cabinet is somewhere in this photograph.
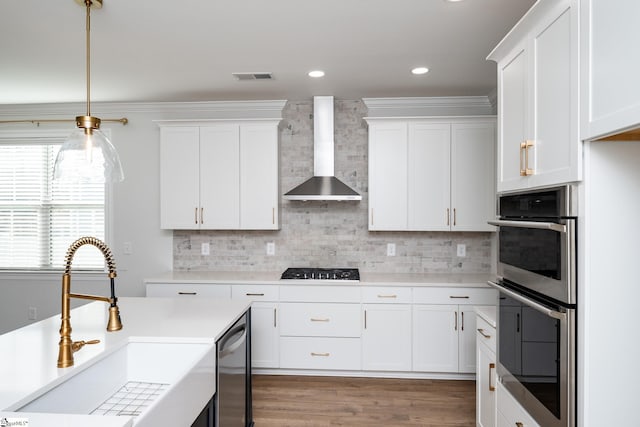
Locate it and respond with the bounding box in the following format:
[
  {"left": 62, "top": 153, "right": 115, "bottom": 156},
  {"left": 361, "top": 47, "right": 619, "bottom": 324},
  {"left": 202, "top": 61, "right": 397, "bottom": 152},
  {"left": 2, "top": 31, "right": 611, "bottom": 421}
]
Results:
[
  {"left": 279, "top": 337, "right": 361, "bottom": 370},
  {"left": 231, "top": 285, "right": 280, "bottom": 369},
  {"left": 476, "top": 315, "right": 497, "bottom": 427},
  {"left": 413, "top": 288, "right": 495, "bottom": 373},
  {"left": 362, "top": 286, "right": 412, "bottom": 371},
  {"left": 496, "top": 382, "right": 540, "bottom": 427}
]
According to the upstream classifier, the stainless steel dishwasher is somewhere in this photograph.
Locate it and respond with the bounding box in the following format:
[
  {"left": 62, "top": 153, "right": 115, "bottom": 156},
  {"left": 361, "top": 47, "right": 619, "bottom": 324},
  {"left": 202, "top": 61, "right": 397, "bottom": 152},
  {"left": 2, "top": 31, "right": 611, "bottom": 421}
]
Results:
[{"left": 216, "top": 310, "right": 253, "bottom": 427}]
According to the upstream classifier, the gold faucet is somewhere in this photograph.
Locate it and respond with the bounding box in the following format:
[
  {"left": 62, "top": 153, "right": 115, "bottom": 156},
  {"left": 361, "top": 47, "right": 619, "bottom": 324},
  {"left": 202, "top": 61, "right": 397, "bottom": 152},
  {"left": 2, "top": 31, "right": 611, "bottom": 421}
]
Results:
[{"left": 57, "top": 236, "right": 123, "bottom": 368}]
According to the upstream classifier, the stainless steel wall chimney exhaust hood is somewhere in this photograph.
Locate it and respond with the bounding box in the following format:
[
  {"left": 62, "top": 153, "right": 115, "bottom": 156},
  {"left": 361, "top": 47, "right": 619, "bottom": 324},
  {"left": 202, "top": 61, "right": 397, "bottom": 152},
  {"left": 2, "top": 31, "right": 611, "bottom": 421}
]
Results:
[{"left": 284, "top": 96, "right": 362, "bottom": 201}]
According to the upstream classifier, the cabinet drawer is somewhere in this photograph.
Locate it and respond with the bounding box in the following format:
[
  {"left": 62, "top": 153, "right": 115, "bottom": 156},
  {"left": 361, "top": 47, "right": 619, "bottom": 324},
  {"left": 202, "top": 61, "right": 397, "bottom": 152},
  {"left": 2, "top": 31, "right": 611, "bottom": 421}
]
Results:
[
  {"left": 413, "top": 287, "right": 496, "bottom": 305},
  {"left": 146, "top": 283, "right": 231, "bottom": 298},
  {"left": 279, "top": 337, "right": 361, "bottom": 370},
  {"left": 231, "top": 285, "right": 279, "bottom": 301},
  {"left": 497, "top": 382, "right": 541, "bottom": 427},
  {"left": 279, "top": 303, "right": 361, "bottom": 337},
  {"left": 476, "top": 314, "right": 497, "bottom": 354},
  {"left": 279, "top": 285, "right": 360, "bottom": 303},
  {"left": 362, "top": 286, "right": 412, "bottom": 304}
]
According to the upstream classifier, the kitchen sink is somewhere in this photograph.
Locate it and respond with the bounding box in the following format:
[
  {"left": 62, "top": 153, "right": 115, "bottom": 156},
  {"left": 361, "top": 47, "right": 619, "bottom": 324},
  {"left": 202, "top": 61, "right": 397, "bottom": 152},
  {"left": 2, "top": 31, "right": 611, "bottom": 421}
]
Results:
[{"left": 18, "top": 339, "right": 215, "bottom": 426}]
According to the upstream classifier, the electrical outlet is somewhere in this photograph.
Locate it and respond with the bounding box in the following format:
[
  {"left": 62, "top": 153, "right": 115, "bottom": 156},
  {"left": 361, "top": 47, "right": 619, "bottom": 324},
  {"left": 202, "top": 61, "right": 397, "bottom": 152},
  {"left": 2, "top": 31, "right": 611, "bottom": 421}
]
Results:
[
  {"left": 28, "top": 306, "right": 37, "bottom": 320},
  {"left": 457, "top": 244, "right": 466, "bottom": 257},
  {"left": 387, "top": 243, "right": 396, "bottom": 256},
  {"left": 123, "top": 241, "right": 133, "bottom": 255},
  {"left": 201, "top": 242, "right": 210, "bottom": 256},
  {"left": 266, "top": 242, "right": 275, "bottom": 256}
]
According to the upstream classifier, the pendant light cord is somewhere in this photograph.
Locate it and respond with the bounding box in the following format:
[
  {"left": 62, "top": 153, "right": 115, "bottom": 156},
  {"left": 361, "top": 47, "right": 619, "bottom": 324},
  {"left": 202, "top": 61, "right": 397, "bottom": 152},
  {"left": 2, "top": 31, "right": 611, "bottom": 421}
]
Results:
[{"left": 85, "top": 0, "right": 92, "bottom": 117}]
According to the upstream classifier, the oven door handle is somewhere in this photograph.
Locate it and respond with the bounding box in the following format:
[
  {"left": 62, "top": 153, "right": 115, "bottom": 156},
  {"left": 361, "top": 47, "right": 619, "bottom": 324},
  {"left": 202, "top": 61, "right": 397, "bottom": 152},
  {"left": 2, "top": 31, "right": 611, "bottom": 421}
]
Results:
[
  {"left": 487, "top": 280, "right": 566, "bottom": 320},
  {"left": 487, "top": 219, "right": 566, "bottom": 233}
]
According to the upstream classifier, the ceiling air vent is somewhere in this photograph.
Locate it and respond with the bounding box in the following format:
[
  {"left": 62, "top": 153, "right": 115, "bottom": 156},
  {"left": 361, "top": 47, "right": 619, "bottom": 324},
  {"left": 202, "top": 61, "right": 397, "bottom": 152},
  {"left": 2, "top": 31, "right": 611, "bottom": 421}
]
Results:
[{"left": 232, "top": 72, "right": 274, "bottom": 81}]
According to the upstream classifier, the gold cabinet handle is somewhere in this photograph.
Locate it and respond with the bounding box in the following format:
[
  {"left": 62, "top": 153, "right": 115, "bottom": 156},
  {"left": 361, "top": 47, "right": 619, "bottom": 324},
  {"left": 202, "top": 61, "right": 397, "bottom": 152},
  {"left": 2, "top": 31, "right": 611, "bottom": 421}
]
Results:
[
  {"left": 524, "top": 140, "right": 535, "bottom": 176},
  {"left": 461, "top": 311, "right": 464, "bottom": 331},
  {"left": 446, "top": 208, "right": 450, "bottom": 226},
  {"left": 477, "top": 328, "right": 492, "bottom": 339},
  {"left": 178, "top": 291, "right": 197, "bottom": 295},
  {"left": 453, "top": 208, "right": 457, "bottom": 226},
  {"left": 272, "top": 207, "right": 275, "bottom": 225},
  {"left": 246, "top": 293, "right": 265, "bottom": 297},
  {"left": 371, "top": 208, "right": 374, "bottom": 226},
  {"left": 310, "top": 318, "right": 330, "bottom": 322},
  {"left": 449, "top": 295, "right": 470, "bottom": 299},
  {"left": 273, "top": 307, "right": 277, "bottom": 327},
  {"left": 311, "top": 352, "right": 330, "bottom": 357},
  {"left": 515, "top": 423, "right": 524, "bottom": 427},
  {"left": 200, "top": 207, "right": 204, "bottom": 224},
  {"left": 489, "top": 363, "right": 496, "bottom": 391},
  {"left": 194, "top": 207, "right": 198, "bottom": 224},
  {"left": 454, "top": 311, "right": 458, "bottom": 331},
  {"left": 364, "top": 309, "right": 367, "bottom": 329},
  {"left": 377, "top": 294, "right": 397, "bottom": 299}
]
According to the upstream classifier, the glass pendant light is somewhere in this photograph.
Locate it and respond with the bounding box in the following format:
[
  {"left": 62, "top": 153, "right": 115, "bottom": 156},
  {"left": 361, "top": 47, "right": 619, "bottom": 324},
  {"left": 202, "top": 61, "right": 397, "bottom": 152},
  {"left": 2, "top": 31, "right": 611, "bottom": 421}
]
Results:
[{"left": 53, "top": 0, "right": 124, "bottom": 183}]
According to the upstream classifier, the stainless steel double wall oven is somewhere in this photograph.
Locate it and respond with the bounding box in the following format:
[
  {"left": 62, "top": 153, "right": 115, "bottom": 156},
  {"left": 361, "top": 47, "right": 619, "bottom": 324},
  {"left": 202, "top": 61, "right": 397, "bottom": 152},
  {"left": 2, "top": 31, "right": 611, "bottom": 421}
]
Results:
[{"left": 488, "top": 185, "right": 577, "bottom": 427}]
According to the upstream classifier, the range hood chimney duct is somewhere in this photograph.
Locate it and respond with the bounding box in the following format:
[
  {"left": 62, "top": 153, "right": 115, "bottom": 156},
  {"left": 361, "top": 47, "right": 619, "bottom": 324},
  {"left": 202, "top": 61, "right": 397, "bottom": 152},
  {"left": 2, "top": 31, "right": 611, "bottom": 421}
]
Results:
[{"left": 283, "top": 96, "right": 362, "bottom": 201}]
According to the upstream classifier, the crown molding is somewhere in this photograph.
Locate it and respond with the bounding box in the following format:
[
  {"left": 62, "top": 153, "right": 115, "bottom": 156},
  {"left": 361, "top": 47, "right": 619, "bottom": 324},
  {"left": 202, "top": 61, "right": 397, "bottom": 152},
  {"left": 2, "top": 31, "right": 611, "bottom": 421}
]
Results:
[{"left": 362, "top": 96, "right": 495, "bottom": 118}]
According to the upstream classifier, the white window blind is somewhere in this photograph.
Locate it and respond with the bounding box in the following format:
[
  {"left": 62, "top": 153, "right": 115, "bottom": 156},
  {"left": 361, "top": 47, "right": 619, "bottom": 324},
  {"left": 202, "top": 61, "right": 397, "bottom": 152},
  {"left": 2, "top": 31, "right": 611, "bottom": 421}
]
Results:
[{"left": 0, "top": 141, "right": 105, "bottom": 270}]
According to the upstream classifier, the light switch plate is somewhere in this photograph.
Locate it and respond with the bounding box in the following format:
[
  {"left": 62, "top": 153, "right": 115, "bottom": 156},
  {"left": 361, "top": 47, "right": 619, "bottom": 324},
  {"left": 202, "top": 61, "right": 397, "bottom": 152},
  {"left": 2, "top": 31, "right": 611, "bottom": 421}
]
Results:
[
  {"left": 457, "top": 244, "right": 466, "bottom": 257},
  {"left": 387, "top": 243, "right": 396, "bottom": 256},
  {"left": 266, "top": 242, "right": 275, "bottom": 256}
]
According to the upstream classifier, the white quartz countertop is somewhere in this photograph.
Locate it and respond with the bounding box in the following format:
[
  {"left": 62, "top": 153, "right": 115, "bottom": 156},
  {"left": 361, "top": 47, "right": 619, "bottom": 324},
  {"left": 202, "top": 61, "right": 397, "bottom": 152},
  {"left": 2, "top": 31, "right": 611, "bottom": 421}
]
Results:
[
  {"left": 145, "top": 270, "right": 492, "bottom": 287},
  {"left": 474, "top": 305, "right": 497, "bottom": 328},
  {"left": 0, "top": 297, "right": 250, "bottom": 426}
]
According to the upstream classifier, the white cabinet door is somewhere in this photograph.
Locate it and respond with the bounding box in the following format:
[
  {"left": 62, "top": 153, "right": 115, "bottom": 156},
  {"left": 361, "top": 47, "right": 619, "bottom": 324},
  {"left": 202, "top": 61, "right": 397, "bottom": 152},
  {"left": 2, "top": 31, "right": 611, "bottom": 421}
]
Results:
[
  {"left": 477, "top": 339, "right": 496, "bottom": 427},
  {"left": 451, "top": 122, "right": 496, "bottom": 231},
  {"left": 413, "top": 304, "right": 458, "bottom": 372},
  {"left": 368, "top": 122, "right": 408, "bottom": 230},
  {"left": 581, "top": 0, "right": 640, "bottom": 140},
  {"left": 496, "top": 46, "right": 528, "bottom": 193},
  {"left": 496, "top": 382, "right": 541, "bottom": 427},
  {"left": 529, "top": 1, "right": 580, "bottom": 189},
  {"left": 408, "top": 123, "right": 450, "bottom": 230},
  {"left": 458, "top": 308, "right": 477, "bottom": 373},
  {"left": 160, "top": 127, "right": 200, "bottom": 229},
  {"left": 200, "top": 125, "right": 240, "bottom": 229},
  {"left": 240, "top": 123, "right": 278, "bottom": 229},
  {"left": 362, "top": 304, "right": 412, "bottom": 372},
  {"left": 250, "top": 302, "right": 279, "bottom": 369}
]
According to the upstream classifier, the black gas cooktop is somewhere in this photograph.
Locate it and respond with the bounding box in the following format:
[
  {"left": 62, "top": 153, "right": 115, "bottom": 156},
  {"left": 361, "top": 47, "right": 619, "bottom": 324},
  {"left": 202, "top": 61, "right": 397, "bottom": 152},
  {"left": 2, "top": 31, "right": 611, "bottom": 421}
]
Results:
[{"left": 280, "top": 268, "right": 360, "bottom": 281}]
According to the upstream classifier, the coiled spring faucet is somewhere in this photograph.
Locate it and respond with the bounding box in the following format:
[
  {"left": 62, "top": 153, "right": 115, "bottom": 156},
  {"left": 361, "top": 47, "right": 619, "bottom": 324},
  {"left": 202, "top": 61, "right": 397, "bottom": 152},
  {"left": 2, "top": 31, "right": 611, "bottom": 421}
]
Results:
[{"left": 57, "top": 236, "right": 122, "bottom": 368}]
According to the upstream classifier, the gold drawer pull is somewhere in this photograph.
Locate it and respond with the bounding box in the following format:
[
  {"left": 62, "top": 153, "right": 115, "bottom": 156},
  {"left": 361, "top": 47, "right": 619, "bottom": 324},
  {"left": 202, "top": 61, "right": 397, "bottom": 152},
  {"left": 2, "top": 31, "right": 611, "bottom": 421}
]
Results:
[
  {"left": 489, "top": 363, "right": 496, "bottom": 391},
  {"left": 377, "top": 294, "right": 397, "bottom": 298},
  {"left": 515, "top": 423, "right": 524, "bottom": 427},
  {"left": 310, "top": 318, "right": 330, "bottom": 322},
  {"left": 477, "top": 328, "right": 492, "bottom": 339},
  {"left": 311, "top": 352, "right": 330, "bottom": 357},
  {"left": 178, "top": 292, "right": 197, "bottom": 295}
]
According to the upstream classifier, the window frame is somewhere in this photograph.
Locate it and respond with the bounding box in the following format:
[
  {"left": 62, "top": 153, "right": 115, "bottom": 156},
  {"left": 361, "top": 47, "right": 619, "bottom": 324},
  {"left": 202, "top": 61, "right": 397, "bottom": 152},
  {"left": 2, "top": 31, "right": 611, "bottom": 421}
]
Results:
[{"left": 0, "top": 128, "right": 114, "bottom": 273}]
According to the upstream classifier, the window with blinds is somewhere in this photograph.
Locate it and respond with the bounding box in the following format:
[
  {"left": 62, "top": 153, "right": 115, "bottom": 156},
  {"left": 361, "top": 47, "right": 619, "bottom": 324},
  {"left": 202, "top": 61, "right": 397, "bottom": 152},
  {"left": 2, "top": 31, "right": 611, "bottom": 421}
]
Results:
[{"left": 0, "top": 142, "right": 105, "bottom": 270}]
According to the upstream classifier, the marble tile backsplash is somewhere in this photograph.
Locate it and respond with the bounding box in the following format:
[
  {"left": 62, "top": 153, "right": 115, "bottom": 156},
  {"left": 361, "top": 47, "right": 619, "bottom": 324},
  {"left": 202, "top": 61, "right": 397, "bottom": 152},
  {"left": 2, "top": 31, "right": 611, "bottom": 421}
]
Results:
[{"left": 173, "top": 99, "right": 493, "bottom": 273}]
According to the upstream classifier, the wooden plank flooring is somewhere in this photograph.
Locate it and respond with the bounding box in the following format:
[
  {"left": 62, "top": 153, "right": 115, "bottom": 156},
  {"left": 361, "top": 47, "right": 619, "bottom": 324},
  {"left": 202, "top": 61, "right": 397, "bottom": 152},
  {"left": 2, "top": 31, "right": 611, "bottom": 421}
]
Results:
[{"left": 252, "top": 375, "right": 475, "bottom": 426}]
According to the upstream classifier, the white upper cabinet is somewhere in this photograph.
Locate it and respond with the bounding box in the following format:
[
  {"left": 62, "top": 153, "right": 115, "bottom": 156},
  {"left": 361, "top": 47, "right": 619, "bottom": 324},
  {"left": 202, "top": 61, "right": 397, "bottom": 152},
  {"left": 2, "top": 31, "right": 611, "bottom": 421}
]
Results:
[
  {"left": 488, "top": 0, "right": 580, "bottom": 192},
  {"left": 367, "top": 117, "right": 495, "bottom": 231},
  {"left": 581, "top": 0, "right": 640, "bottom": 141},
  {"left": 159, "top": 120, "right": 280, "bottom": 230}
]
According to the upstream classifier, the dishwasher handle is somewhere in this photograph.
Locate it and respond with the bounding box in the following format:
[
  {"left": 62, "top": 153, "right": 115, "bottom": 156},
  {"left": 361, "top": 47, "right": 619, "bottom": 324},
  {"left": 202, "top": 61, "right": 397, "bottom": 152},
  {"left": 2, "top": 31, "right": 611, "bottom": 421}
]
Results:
[{"left": 218, "top": 324, "right": 247, "bottom": 358}]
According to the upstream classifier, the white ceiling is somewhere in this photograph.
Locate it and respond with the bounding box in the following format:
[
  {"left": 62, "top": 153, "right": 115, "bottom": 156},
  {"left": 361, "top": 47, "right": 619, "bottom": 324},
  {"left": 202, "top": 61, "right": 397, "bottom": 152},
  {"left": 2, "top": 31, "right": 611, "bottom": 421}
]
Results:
[{"left": 0, "top": 0, "right": 535, "bottom": 104}]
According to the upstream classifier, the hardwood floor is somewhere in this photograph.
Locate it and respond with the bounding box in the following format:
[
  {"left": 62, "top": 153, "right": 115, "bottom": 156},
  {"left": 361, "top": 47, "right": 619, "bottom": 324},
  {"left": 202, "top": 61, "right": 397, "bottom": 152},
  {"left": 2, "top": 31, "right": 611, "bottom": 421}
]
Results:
[{"left": 252, "top": 375, "right": 476, "bottom": 426}]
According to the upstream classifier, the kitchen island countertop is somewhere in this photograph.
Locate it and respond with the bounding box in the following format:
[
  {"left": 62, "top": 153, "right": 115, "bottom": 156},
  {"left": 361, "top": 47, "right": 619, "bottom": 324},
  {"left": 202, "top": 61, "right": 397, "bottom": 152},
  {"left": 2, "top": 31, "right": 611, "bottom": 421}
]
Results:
[{"left": 0, "top": 297, "right": 250, "bottom": 426}]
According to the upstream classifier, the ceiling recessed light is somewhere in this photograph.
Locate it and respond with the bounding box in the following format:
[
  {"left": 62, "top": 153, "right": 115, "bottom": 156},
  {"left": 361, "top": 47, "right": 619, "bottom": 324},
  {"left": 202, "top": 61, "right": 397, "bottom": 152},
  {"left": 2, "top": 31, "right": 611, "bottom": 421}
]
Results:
[
  {"left": 411, "top": 67, "right": 430, "bottom": 75},
  {"left": 308, "top": 70, "right": 325, "bottom": 78}
]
